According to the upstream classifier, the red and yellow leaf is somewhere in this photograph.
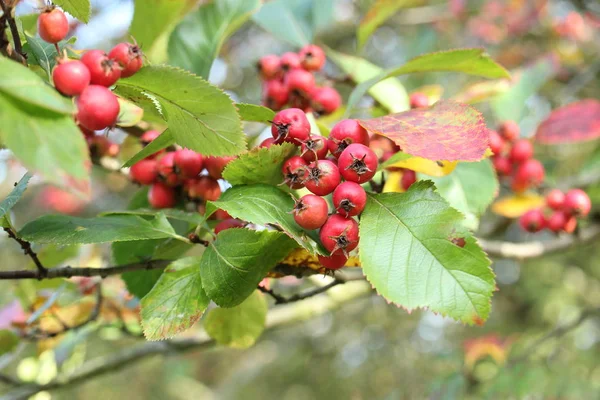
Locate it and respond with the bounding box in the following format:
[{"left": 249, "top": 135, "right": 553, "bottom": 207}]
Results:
[
  {"left": 387, "top": 157, "right": 458, "bottom": 177},
  {"left": 535, "top": 99, "right": 600, "bottom": 144}
]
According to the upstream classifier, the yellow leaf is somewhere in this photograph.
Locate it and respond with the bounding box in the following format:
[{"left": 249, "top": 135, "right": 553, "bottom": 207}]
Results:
[
  {"left": 452, "top": 79, "right": 511, "bottom": 104},
  {"left": 267, "top": 248, "right": 361, "bottom": 277},
  {"left": 411, "top": 84, "right": 444, "bottom": 104},
  {"left": 383, "top": 171, "right": 405, "bottom": 193},
  {"left": 387, "top": 157, "right": 458, "bottom": 177},
  {"left": 491, "top": 193, "right": 545, "bottom": 218}
]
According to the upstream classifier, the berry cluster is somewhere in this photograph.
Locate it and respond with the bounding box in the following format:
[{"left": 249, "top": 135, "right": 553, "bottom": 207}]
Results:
[
  {"left": 258, "top": 45, "right": 341, "bottom": 115},
  {"left": 489, "top": 121, "right": 544, "bottom": 192},
  {"left": 270, "top": 109, "right": 378, "bottom": 269},
  {"left": 520, "top": 189, "right": 592, "bottom": 233}
]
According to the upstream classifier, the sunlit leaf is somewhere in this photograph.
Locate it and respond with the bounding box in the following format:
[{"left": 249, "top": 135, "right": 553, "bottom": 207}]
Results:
[
  {"left": 53, "top": 0, "right": 91, "bottom": 22},
  {"left": 222, "top": 143, "right": 297, "bottom": 186},
  {"left": 116, "top": 97, "right": 144, "bottom": 127},
  {"left": 452, "top": 79, "right": 511, "bottom": 104},
  {"left": 388, "top": 158, "right": 458, "bottom": 177},
  {"left": 0, "top": 172, "right": 31, "bottom": 217},
  {"left": 491, "top": 193, "right": 545, "bottom": 218}
]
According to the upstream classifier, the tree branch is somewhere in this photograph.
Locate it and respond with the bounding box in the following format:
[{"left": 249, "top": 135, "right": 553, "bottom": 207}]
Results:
[
  {"left": 258, "top": 274, "right": 365, "bottom": 304},
  {"left": 3, "top": 228, "right": 48, "bottom": 278},
  {"left": 0, "top": 0, "right": 26, "bottom": 65}
]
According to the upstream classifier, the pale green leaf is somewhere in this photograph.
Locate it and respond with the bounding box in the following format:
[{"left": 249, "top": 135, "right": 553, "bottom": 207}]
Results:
[
  {"left": 122, "top": 130, "right": 174, "bottom": 168},
  {"left": 222, "top": 143, "right": 297, "bottom": 186},
  {"left": 0, "top": 172, "right": 31, "bottom": 217},
  {"left": 23, "top": 34, "right": 77, "bottom": 80},
  {"left": 0, "top": 330, "right": 19, "bottom": 355},
  {"left": 53, "top": 0, "right": 91, "bottom": 22},
  {"left": 252, "top": 0, "right": 313, "bottom": 47},
  {"left": 237, "top": 103, "right": 275, "bottom": 123},
  {"left": 130, "top": 0, "right": 192, "bottom": 52}
]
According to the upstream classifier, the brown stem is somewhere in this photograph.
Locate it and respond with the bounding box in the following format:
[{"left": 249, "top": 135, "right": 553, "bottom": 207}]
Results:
[
  {"left": 3, "top": 227, "right": 47, "bottom": 278},
  {"left": 0, "top": 0, "right": 26, "bottom": 65}
]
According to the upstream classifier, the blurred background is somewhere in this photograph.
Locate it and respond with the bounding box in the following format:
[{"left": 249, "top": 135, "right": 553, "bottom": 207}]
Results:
[{"left": 2, "top": 0, "right": 600, "bottom": 398}]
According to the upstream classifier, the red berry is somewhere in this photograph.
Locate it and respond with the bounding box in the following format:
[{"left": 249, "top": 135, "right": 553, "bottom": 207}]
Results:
[
  {"left": 401, "top": 169, "right": 417, "bottom": 190},
  {"left": 212, "top": 209, "right": 232, "bottom": 220},
  {"left": 204, "top": 156, "right": 235, "bottom": 179},
  {"left": 519, "top": 209, "right": 545, "bottom": 233},
  {"left": 305, "top": 160, "right": 341, "bottom": 196},
  {"left": 139, "top": 130, "right": 164, "bottom": 159},
  {"left": 148, "top": 183, "right": 176, "bottom": 209},
  {"left": 489, "top": 130, "right": 505, "bottom": 155},
  {"left": 299, "top": 45, "right": 326, "bottom": 71},
  {"left": 293, "top": 194, "right": 329, "bottom": 230},
  {"left": 498, "top": 120, "right": 519, "bottom": 142},
  {"left": 509, "top": 140, "right": 533, "bottom": 164},
  {"left": 259, "top": 137, "right": 277, "bottom": 148},
  {"left": 263, "top": 80, "right": 289, "bottom": 110},
  {"left": 130, "top": 159, "right": 158, "bottom": 185},
  {"left": 545, "top": 189, "right": 565, "bottom": 210},
  {"left": 546, "top": 210, "right": 569, "bottom": 233},
  {"left": 38, "top": 8, "right": 68, "bottom": 44},
  {"left": 409, "top": 92, "right": 429, "bottom": 108},
  {"left": 76, "top": 85, "right": 120, "bottom": 131},
  {"left": 563, "top": 214, "right": 578, "bottom": 233},
  {"left": 173, "top": 149, "right": 203, "bottom": 179},
  {"left": 214, "top": 219, "right": 246, "bottom": 234},
  {"left": 564, "top": 189, "right": 591, "bottom": 217},
  {"left": 311, "top": 86, "right": 341, "bottom": 115},
  {"left": 332, "top": 181, "right": 367, "bottom": 217},
  {"left": 319, "top": 214, "right": 359, "bottom": 256},
  {"left": 285, "top": 69, "right": 316, "bottom": 96},
  {"left": 81, "top": 50, "right": 122, "bottom": 87},
  {"left": 300, "top": 135, "right": 329, "bottom": 162},
  {"left": 156, "top": 152, "right": 181, "bottom": 186},
  {"left": 282, "top": 156, "right": 308, "bottom": 189},
  {"left": 108, "top": 42, "right": 143, "bottom": 78},
  {"left": 280, "top": 52, "right": 301, "bottom": 72},
  {"left": 257, "top": 55, "right": 281, "bottom": 80},
  {"left": 328, "top": 120, "right": 370, "bottom": 158},
  {"left": 511, "top": 159, "right": 544, "bottom": 192},
  {"left": 185, "top": 176, "right": 221, "bottom": 201},
  {"left": 52, "top": 59, "right": 90, "bottom": 96},
  {"left": 493, "top": 155, "right": 511, "bottom": 176},
  {"left": 271, "top": 108, "right": 310, "bottom": 144},
  {"left": 318, "top": 253, "right": 348, "bottom": 270},
  {"left": 338, "top": 143, "right": 378, "bottom": 184}
]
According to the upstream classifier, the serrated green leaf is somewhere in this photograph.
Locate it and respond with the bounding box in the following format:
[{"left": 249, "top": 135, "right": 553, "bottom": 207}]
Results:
[
  {"left": 359, "top": 181, "right": 495, "bottom": 324},
  {"left": 19, "top": 213, "right": 180, "bottom": 245},
  {"left": 104, "top": 208, "right": 205, "bottom": 225},
  {"left": 223, "top": 143, "right": 297, "bottom": 186},
  {"left": 114, "top": 85, "right": 165, "bottom": 123},
  {"left": 0, "top": 172, "right": 31, "bottom": 217},
  {"left": 114, "top": 66, "right": 245, "bottom": 156},
  {"left": 23, "top": 34, "right": 77, "bottom": 80},
  {"left": 237, "top": 103, "right": 275, "bottom": 123},
  {"left": 141, "top": 257, "right": 209, "bottom": 340},
  {"left": 130, "top": 0, "right": 192, "bottom": 53},
  {"left": 209, "top": 184, "right": 323, "bottom": 254},
  {"left": 0, "top": 330, "right": 19, "bottom": 355},
  {"left": 122, "top": 130, "right": 174, "bottom": 168},
  {"left": 204, "top": 290, "right": 267, "bottom": 349},
  {"left": 200, "top": 229, "right": 296, "bottom": 307},
  {"left": 53, "top": 0, "right": 91, "bottom": 22},
  {"left": 168, "top": 0, "right": 260, "bottom": 78}
]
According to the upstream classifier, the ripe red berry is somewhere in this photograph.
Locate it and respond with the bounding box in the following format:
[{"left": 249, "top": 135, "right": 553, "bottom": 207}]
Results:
[
  {"left": 338, "top": 143, "right": 378, "bottom": 184},
  {"left": 212, "top": 209, "right": 232, "bottom": 220},
  {"left": 156, "top": 152, "right": 181, "bottom": 186},
  {"left": 148, "top": 183, "right": 176, "bottom": 209},
  {"left": 318, "top": 253, "right": 348, "bottom": 270},
  {"left": 493, "top": 155, "right": 511, "bottom": 176},
  {"left": 52, "top": 59, "right": 90, "bottom": 96},
  {"left": 545, "top": 189, "right": 565, "bottom": 210},
  {"left": 319, "top": 214, "right": 359, "bottom": 256},
  {"left": 511, "top": 159, "right": 544, "bottom": 192},
  {"left": 76, "top": 85, "right": 120, "bottom": 131},
  {"left": 546, "top": 210, "right": 569, "bottom": 233},
  {"left": 185, "top": 176, "right": 221, "bottom": 201},
  {"left": 280, "top": 52, "right": 301, "bottom": 72},
  {"left": 130, "top": 159, "right": 158, "bottom": 185},
  {"left": 271, "top": 108, "right": 310, "bottom": 144},
  {"left": 305, "top": 160, "right": 341, "bottom": 196},
  {"left": 293, "top": 194, "right": 329, "bottom": 230},
  {"left": 257, "top": 55, "right": 281, "bottom": 80},
  {"left": 285, "top": 69, "right": 316, "bottom": 96},
  {"left": 263, "top": 80, "right": 289, "bottom": 110},
  {"left": 311, "top": 86, "right": 341, "bottom": 115},
  {"left": 108, "top": 42, "right": 143, "bottom": 78},
  {"left": 401, "top": 169, "right": 417, "bottom": 190},
  {"left": 38, "top": 8, "right": 68, "bottom": 44},
  {"left": 564, "top": 189, "right": 591, "bottom": 217},
  {"left": 409, "top": 92, "right": 429, "bottom": 108},
  {"left": 204, "top": 156, "right": 235, "bottom": 180},
  {"left": 498, "top": 120, "right": 519, "bottom": 142},
  {"left": 214, "top": 219, "right": 246, "bottom": 234},
  {"left": 509, "top": 140, "right": 533, "bottom": 164},
  {"left": 299, "top": 45, "right": 326, "bottom": 71},
  {"left": 519, "top": 209, "right": 546, "bottom": 233},
  {"left": 489, "top": 130, "right": 505, "bottom": 155},
  {"left": 81, "top": 50, "right": 122, "bottom": 87},
  {"left": 300, "top": 135, "right": 329, "bottom": 162},
  {"left": 328, "top": 119, "right": 370, "bottom": 158},
  {"left": 173, "top": 149, "right": 203, "bottom": 179},
  {"left": 259, "top": 137, "right": 277, "bottom": 148},
  {"left": 282, "top": 156, "right": 308, "bottom": 189},
  {"left": 139, "top": 130, "right": 164, "bottom": 159},
  {"left": 332, "top": 181, "right": 367, "bottom": 217}
]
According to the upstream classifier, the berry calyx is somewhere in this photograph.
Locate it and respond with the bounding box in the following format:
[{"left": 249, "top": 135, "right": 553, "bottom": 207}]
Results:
[
  {"left": 130, "top": 159, "right": 158, "bottom": 185},
  {"left": 52, "top": 59, "right": 90, "bottom": 96},
  {"left": 204, "top": 156, "right": 235, "bottom": 180},
  {"left": 185, "top": 176, "right": 221, "bottom": 201},
  {"left": 564, "top": 189, "right": 591, "bottom": 217},
  {"left": 498, "top": 120, "right": 519, "bottom": 142},
  {"left": 293, "top": 194, "right": 329, "bottom": 230},
  {"left": 304, "top": 160, "right": 341, "bottom": 196},
  {"left": 271, "top": 108, "right": 310, "bottom": 144},
  {"left": 328, "top": 119, "right": 370, "bottom": 157},
  {"left": 545, "top": 189, "right": 565, "bottom": 210},
  {"left": 409, "top": 92, "right": 429, "bottom": 108},
  {"left": 310, "top": 86, "right": 341, "bottom": 115},
  {"left": 519, "top": 209, "right": 546, "bottom": 233},
  {"left": 282, "top": 156, "right": 308, "bottom": 189},
  {"left": 173, "top": 149, "right": 203, "bottom": 179},
  {"left": 214, "top": 219, "right": 246, "bottom": 234},
  {"left": 280, "top": 52, "right": 301, "bottom": 72},
  {"left": 298, "top": 45, "right": 326, "bottom": 71},
  {"left": 332, "top": 181, "right": 367, "bottom": 217},
  {"left": 489, "top": 130, "right": 505, "bottom": 155},
  {"left": 509, "top": 139, "right": 533, "bottom": 164},
  {"left": 76, "top": 85, "right": 120, "bottom": 131},
  {"left": 338, "top": 143, "right": 378, "bottom": 184},
  {"left": 319, "top": 214, "right": 359, "bottom": 256},
  {"left": 257, "top": 55, "right": 281, "bottom": 80},
  {"left": 300, "top": 135, "right": 328, "bottom": 162},
  {"left": 401, "top": 169, "right": 417, "bottom": 190},
  {"left": 148, "top": 183, "right": 176, "bottom": 209},
  {"left": 318, "top": 253, "right": 348, "bottom": 270},
  {"left": 81, "top": 50, "right": 122, "bottom": 87},
  {"left": 108, "top": 42, "right": 143, "bottom": 78},
  {"left": 38, "top": 7, "right": 69, "bottom": 44}
]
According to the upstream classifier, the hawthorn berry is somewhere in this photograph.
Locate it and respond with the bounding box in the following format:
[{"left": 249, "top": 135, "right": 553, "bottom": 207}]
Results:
[
  {"left": 332, "top": 181, "right": 367, "bottom": 217},
  {"left": 519, "top": 209, "right": 545, "bottom": 233},
  {"left": 319, "top": 214, "right": 359, "bottom": 256},
  {"left": 185, "top": 176, "right": 221, "bottom": 201},
  {"left": 280, "top": 52, "right": 301, "bottom": 72},
  {"left": 489, "top": 130, "right": 505, "bottom": 155},
  {"left": 259, "top": 137, "right": 277, "bottom": 148},
  {"left": 257, "top": 55, "right": 281, "bottom": 80},
  {"left": 76, "top": 85, "right": 120, "bottom": 131},
  {"left": 130, "top": 159, "right": 158, "bottom": 185},
  {"left": 300, "top": 135, "right": 329, "bottom": 162},
  {"left": 409, "top": 92, "right": 429, "bottom": 109},
  {"left": 282, "top": 156, "right": 308, "bottom": 189},
  {"left": 564, "top": 189, "right": 591, "bottom": 217},
  {"left": 546, "top": 210, "right": 569, "bottom": 233},
  {"left": 205, "top": 156, "right": 235, "bottom": 180},
  {"left": 311, "top": 86, "right": 341, "bottom": 115},
  {"left": 148, "top": 182, "right": 176, "bottom": 209},
  {"left": 509, "top": 140, "right": 533, "bottom": 164},
  {"left": 493, "top": 155, "right": 511, "bottom": 176},
  {"left": 328, "top": 119, "right": 370, "bottom": 157},
  {"left": 139, "top": 130, "right": 164, "bottom": 158},
  {"left": 173, "top": 149, "right": 203, "bottom": 179},
  {"left": 545, "top": 189, "right": 565, "bottom": 210},
  {"left": 304, "top": 160, "right": 341, "bottom": 196},
  {"left": 52, "top": 59, "right": 90, "bottom": 96},
  {"left": 81, "top": 50, "right": 122, "bottom": 87},
  {"left": 214, "top": 219, "right": 246, "bottom": 234},
  {"left": 338, "top": 144, "right": 378, "bottom": 184},
  {"left": 498, "top": 120, "right": 520, "bottom": 142},
  {"left": 401, "top": 169, "right": 417, "bottom": 190},
  {"left": 271, "top": 108, "right": 310, "bottom": 144},
  {"left": 212, "top": 209, "right": 232, "bottom": 220},
  {"left": 512, "top": 159, "right": 545, "bottom": 192},
  {"left": 293, "top": 194, "right": 329, "bottom": 230},
  {"left": 108, "top": 42, "right": 143, "bottom": 78},
  {"left": 318, "top": 253, "right": 348, "bottom": 270},
  {"left": 285, "top": 69, "right": 316, "bottom": 96},
  {"left": 38, "top": 7, "right": 69, "bottom": 44},
  {"left": 157, "top": 152, "right": 181, "bottom": 186},
  {"left": 263, "top": 79, "right": 289, "bottom": 110},
  {"left": 299, "top": 45, "right": 326, "bottom": 71}
]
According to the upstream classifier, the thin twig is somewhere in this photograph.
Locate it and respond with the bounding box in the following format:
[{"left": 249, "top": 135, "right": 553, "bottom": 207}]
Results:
[
  {"left": 0, "top": 372, "right": 21, "bottom": 386},
  {"left": 0, "top": 0, "right": 26, "bottom": 64},
  {"left": 3, "top": 228, "right": 48, "bottom": 278},
  {"left": 259, "top": 275, "right": 365, "bottom": 304}
]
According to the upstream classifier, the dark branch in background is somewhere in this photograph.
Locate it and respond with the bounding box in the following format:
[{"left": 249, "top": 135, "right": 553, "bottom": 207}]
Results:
[
  {"left": 3, "top": 228, "right": 47, "bottom": 278},
  {"left": 0, "top": 372, "right": 20, "bottom": 386},
  {"left": 0, "top": 0, "right": 26, "bottom": 65},
  {"left": 258, "top": 274, "right": 365, "bottom": 304}
]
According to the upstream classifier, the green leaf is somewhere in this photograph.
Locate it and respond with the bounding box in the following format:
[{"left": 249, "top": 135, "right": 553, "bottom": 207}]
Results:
[
  {"left": 0, "top": 172, "right": 31, "bottom": 217},
  {"left": 429, "top": 160, "right": 498, "bottom": 230},
  {"left": 114, "top": 66, "right": 245, "bottom": 156},
  {"left": 114, "top": 85, "right": 165, "bottom": 123},
  {"left": 104, "top": 208, "right": 206, "bottom": 225},
  {"left": 223, "top": 143, "right": 297, "bottom": 186},
  {"left": 204, "top": 290, "right": 267, "bottom": 349},
  {"left": 168, "top": 0, "right": 260, "bottom": 78},
  {"left": 379, "top": 152, "right": 412, "bottom": 171},
  {"left": 122, "top": 130, "right": 174, "bottom": 168},
  {"left": 210, "top": 184, "right": 323, "bottom": 254},
  {"left": 252, "top": 0, "right": 311, "bottom": 47},
  {"left": 345, "top": 48, "right": 510, "bottom": 115},
  {"left": 141, "top": 257, "right": 209, "bottom": 340},
  {"left": 359, "top": 181, "right": 495, "bottom": 324},
  {"left": 116, "top": 97, "right": 144, "bottom": 127},
  {"left": 0, "top": 330, "right": 19, "bottom": 355},
  {"left": 19, "top": 213, "right": 180, "bottom": 245},
  {"left": 200, "top": 228, "right": 296, "bottom": 307},
  {"left": 23, "top": 34, "right": 77, "bottom": 80},
  {"left": 53, "top": 0, "right": 91, "bottom": 22},
  {"left": 237, "top": 103, "right": 275, "bottom": 123},
  {"left": 130, "top": 0, "right": 191, "bottom": 53}
]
